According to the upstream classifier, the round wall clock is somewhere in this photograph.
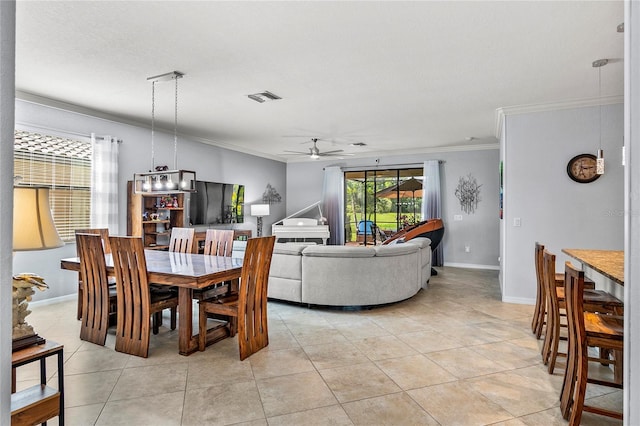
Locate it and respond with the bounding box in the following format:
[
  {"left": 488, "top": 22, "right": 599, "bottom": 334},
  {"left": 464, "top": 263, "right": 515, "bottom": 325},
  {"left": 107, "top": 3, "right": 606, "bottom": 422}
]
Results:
[{"left": 567, "top": 153, "right": 601, "bottom": 183}]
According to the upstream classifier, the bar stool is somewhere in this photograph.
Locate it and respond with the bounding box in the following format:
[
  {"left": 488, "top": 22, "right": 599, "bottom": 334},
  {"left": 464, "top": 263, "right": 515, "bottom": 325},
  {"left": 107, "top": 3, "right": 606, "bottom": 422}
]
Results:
[
  {"left": 560, "top": 261, "right": 623, "bottom": 425},
  {"left": 540, "top": 250, "right": 623, "bottom": 374},
  {"left": 532, "top": 242, "right": 594, "bottom": 339}
]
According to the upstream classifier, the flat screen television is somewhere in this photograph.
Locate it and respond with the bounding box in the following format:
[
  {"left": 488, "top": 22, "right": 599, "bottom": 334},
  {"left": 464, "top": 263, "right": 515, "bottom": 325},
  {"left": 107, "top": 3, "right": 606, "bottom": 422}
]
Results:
[{"left": 188, "top": 180, "right": 245, "bottom": 225}]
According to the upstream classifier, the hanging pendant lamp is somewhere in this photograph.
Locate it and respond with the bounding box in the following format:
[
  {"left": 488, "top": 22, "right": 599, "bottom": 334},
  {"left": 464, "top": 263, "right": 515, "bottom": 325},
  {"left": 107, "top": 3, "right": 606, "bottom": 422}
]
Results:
[
  {"left": 593, "top": 59, "right": 608, "bottom": 175},
  {"left": 133, "top": 71, "right": 196, "bottom": 194}
]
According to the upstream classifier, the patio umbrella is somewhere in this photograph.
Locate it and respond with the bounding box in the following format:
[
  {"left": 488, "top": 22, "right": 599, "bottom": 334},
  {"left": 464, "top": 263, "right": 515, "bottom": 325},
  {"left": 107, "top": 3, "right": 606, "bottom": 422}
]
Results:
[{"left": 375, "top": 178, "right": 423, "bottom": 217}]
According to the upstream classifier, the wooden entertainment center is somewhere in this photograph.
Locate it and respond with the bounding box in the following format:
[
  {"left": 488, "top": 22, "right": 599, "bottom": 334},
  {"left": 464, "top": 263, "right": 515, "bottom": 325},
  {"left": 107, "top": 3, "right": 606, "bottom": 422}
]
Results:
[{"left": 127, "top": 181, "right": 251, "bottom": 250}]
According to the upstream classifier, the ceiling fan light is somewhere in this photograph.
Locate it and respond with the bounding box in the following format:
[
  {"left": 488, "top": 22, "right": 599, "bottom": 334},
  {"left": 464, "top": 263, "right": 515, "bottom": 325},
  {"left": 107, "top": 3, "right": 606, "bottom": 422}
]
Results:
[{"left": 310, "top": 153, "right": 320, "bottom": 160}]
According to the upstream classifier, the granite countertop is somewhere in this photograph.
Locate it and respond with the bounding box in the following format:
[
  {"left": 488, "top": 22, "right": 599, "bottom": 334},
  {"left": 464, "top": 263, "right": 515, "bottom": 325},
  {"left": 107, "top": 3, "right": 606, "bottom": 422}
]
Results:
[{"left": 562, "top": 249, "right": 624, "bottom": 285}]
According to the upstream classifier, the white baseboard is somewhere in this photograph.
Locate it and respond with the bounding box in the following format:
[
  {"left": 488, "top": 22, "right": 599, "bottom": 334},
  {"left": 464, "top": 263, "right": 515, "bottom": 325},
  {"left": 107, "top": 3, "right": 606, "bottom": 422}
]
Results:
[
  {"left": 501, "top": 296, "right": 535, "bottom": 305},
  {"left": 30, "top": 293, "right": 76, "bottom": 307},
  {"left": 442, "top": 262, "right": 500, "bottom": 271}
]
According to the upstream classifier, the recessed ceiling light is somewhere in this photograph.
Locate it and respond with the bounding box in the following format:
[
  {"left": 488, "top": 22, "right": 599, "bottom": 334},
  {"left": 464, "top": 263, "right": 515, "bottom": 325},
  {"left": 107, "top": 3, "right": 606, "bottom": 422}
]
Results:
[
  {"left": 247, "top": 91, "right": 282, "bottom": 103},
  {"left": 350, "top": 142, "right": 367, "bottom": 147}
]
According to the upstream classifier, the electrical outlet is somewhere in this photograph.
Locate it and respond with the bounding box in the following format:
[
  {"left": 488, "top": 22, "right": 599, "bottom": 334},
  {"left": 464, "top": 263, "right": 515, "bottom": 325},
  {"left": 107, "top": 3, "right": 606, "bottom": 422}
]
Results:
[
  {"left": 454, "top": 215, "right": 463, "bottom": 221},
  {"left": 464, "top": 245, "right": 470, "bottom": 253},
  {"left": 513, "top": 217, "right": 521, "bottom": 227}
]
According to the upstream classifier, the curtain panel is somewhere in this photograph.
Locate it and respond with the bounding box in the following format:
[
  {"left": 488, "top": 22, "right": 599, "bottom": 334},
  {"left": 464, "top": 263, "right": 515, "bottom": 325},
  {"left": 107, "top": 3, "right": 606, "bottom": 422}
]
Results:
[
  {"left": 322, "top": 166, "right": 345, "bottom": 245},
  {"left": 422, "top": 160, "right": 443, "bottom": 266},
  {"left": 90, "top": 134, "right": 120, "bottom": 233}
]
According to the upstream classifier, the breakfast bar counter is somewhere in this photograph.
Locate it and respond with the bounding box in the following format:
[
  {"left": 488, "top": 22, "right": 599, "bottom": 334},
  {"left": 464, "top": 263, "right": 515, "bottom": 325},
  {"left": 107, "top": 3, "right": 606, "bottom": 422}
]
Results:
[
  {"left": 562, "top": 249, "right": 624, "bottom": 285},
  {"left": 562, "top": 248, "right": 624, "bottom": 300}
]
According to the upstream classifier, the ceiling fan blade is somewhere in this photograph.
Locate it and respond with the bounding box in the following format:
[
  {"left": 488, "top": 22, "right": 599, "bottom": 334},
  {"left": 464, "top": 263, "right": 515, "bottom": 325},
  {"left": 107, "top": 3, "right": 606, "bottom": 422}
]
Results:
[
  {"left": 283, "top": 150, "right": 309, "bottom": 155},
  {"left": 321, "top": 152, "right": 355, "bottom": 157},
  {"left": 319, "top": 149, "right": 344, "bottom": 155}
]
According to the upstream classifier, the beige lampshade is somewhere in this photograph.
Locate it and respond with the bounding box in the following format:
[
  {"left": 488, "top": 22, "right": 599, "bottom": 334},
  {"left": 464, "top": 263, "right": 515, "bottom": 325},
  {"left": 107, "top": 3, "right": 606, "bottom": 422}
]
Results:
[
  {"left": 250, "top": 204, "right": 270, "bottom": 217},
  {"left": 13, "top": 186, "right": 64, "bottom": 251}
]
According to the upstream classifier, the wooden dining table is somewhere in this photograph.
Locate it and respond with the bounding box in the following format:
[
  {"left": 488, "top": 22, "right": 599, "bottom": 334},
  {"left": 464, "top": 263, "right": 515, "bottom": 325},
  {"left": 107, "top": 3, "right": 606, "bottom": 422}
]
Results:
[{"left": 61, "top": 250, "right": 242, "bottom": 355}]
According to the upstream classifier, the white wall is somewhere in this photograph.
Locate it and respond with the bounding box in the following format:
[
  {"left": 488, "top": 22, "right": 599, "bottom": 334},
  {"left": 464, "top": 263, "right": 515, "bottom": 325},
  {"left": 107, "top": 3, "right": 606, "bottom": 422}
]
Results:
[
  {"left": 13, "top": 98, "right": 286, "bottom": 302},
  {"left": 286, "top": 148, "right": 501, "bottom": 268},
  {"left": 501, "top": 104, "right": 624, "bottom": 304},
  {"left": 1, "top": 1, "right": 16, "bottom": 422}
]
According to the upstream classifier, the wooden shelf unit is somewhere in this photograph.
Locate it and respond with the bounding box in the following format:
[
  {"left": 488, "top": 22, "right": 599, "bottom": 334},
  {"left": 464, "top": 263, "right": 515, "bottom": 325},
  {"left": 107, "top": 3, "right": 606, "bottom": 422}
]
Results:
[
  {"left": 11, "top": 341, "right": 64, "bottom": 426},
  {"left": 127, "top": 181, "right": 186, "bottom": 249}
]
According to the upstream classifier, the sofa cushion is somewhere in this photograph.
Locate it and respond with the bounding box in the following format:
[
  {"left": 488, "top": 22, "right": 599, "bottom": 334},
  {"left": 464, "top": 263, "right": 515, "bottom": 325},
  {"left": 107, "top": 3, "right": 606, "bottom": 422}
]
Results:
[
  {"left": 274, "top": 243, "right": 309, "bottom": 255},
  {"left": 302, "top": 245, "right": 375, "bottom": 258},
  {"left": 404, "top": 237, "right": 432, "bottom": 249},
  {"left": 374, "top": 244, "right": 418, "bottom": 257}
]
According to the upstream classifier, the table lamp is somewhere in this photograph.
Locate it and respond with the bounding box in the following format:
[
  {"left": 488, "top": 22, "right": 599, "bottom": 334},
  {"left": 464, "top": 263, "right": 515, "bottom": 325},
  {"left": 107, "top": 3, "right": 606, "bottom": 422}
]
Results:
[
  {"left": 250, "top": 204, "right": 270, "bottom": 237},
  {"left": 12, "top": 185, "right": 64, "bottom": 351}
]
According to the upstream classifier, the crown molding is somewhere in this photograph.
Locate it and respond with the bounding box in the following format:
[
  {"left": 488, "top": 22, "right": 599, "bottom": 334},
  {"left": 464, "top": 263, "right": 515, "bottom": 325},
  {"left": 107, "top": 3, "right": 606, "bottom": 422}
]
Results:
[
  {"left": 494, "top": 95, "right": 624, "bottom": 138},
  {"left": 283, "top": 142, "right": 500, "bottom": 163},
  {"left": 15, "top": 91, "right": 286, "bottom": 162}
]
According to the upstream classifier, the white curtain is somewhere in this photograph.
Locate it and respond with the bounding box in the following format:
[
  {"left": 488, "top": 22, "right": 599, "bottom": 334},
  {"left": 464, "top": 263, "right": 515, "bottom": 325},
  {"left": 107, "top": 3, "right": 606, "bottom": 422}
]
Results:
[
  {"left": 322, "top": 166, "right": 344, "bottom": 245},
  {"left": 422, "top": 160, "right": 443, "bottom": 266},
  {"left": 90, "top": 134, "right": 120, "bottom": 233}
]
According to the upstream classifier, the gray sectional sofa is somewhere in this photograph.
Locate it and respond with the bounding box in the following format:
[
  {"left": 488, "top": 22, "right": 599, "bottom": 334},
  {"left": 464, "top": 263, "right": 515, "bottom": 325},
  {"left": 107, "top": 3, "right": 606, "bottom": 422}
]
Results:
[{"left": 266, "top": 237, "right": 432, "bottom": 307}]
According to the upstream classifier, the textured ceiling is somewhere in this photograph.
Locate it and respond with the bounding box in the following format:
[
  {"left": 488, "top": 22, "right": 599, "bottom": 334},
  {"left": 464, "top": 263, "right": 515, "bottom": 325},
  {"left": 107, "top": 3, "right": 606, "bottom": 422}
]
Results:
[{"left": 15, "top": 1, "right": 624, "bottom": 162}]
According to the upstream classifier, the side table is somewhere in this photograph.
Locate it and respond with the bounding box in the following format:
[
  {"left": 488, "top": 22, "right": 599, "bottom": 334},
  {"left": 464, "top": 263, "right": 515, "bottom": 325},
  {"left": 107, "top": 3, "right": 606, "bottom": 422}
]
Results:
[{"left": 11, "top": 340, "right": 64, "bottom": 426}]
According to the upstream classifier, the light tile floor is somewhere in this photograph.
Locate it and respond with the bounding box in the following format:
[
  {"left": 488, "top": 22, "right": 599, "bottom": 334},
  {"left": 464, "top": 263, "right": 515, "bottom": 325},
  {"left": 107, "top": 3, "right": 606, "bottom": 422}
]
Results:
[{"left": 17, "top": 267, "right": 623, "bottom": 425}]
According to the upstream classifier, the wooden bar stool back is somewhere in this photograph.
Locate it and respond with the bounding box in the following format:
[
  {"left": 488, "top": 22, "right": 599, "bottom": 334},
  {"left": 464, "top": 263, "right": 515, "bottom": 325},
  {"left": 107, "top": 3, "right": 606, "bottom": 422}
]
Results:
[
  {"left": 198, "top": 236, "right": 276, "bottom": 360},
  {"left": 560, "top": 261, "right": 623, "bottom": 424},
  {"left": 541, "top": 250, "right": 623, "bottom": 374},
  {"left": 533, "top": 242, "right": 595, "bottom": 339},
  {"left": 109, "top": 236, "right": 179, "bottom": 358},
  {"left": 76, "top": 233, "right": 115, "bottom": 346}
]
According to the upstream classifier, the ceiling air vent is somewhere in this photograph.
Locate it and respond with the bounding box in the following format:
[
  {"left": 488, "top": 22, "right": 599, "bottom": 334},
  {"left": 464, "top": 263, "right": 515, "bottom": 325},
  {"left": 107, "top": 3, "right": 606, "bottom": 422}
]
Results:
[{"left": 248, "top": 91, "right": 282, "bottom": 103}]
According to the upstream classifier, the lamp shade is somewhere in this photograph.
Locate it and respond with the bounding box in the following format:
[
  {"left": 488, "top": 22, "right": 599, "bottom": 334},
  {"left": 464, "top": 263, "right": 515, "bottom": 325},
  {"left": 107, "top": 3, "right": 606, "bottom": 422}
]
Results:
[
  {"left": 250, "top": 204, "right": 270, "bottom": 217},
  {"left": 13, "top": 186, "right": 64, "bottom": 251}
]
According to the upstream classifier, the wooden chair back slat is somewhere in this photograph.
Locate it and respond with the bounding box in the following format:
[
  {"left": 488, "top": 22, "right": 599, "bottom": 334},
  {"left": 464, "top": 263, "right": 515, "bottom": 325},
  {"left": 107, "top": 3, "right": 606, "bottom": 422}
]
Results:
[
  {"left": 237, "top": 236, "right": 275, "bottom": 360},
  {"left": 76, "top": 233, "right": 110, "bottom": 345},
  {"left": 109, "top": 236, "right": 152, "bottom": 358},
  {"left": 532, "top": 242, "right": 546, "bottom": 336},
  {"left": 198, "top": 236, "right": 275, "bottom": 360},
  {"left": 169, "top": 227, "right": 195, "bottom": 253},
  {"left": 75, "top": 228, "right": 111, "bottom": 253},
  {"left": 203, "top": 229, "right": 234, "bottom": 256},
  {"left": 541, "top": 250, "right": 561, "bottom": 369},
  {"left": 561, "top": 261, "right": 624, "bottom": 424}
]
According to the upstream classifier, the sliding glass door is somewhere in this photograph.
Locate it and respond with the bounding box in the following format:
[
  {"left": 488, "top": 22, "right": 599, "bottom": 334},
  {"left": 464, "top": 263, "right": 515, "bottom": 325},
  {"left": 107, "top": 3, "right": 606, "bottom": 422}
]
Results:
[{"left": 344, "top": 167, "right": 423, "bottom": 245}]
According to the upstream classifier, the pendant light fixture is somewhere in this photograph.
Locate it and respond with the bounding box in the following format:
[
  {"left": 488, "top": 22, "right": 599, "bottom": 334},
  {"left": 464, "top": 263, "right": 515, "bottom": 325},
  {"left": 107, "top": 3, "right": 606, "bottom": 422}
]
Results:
[
  {"left": 133, "top": 71, "right": 196, "bottom": 194},
  {"left": 593, "top": 58, "right": 608, "bottom": 175}
]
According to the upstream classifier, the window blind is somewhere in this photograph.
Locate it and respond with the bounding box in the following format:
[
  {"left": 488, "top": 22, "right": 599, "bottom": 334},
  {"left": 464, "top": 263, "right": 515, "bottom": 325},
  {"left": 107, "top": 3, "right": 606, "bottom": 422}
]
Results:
[{"left": 14, "top": 131, "right": 92, "bottom": 242}]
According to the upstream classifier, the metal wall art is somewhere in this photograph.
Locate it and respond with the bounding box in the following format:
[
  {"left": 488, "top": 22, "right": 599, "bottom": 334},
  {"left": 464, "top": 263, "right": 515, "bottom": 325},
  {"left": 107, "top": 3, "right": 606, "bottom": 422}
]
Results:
[
  {"left": 262, "top": 183, "right": 282, "bottom": 204},
  {"left": 455, "top": 174, "right": 482, "bottom": 214}
]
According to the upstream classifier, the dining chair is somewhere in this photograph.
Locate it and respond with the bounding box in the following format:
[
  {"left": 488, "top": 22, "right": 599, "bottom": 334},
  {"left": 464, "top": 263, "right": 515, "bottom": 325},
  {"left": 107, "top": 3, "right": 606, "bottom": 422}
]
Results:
[
  {"left": 203, "top": 229, "right": 234, "bottom": 256},
  {"left": 198, "top": 236, "right": 276, "bottom": 360},
  {"left": 75, "top": 228, "right": 112, "bottom": 320},
  {"left": 532, "top": 242, "right": 595, "bottom": 339},
  {"left": 541, "top": 249, "right": 623, "bottom": 375},
  {"left": 168, "top": 227, "right": 195, "bottom": 253},
  {"left": 149, "top": 227, "right": 195, "bottom": 330},
  {"left": 560, "top": 261, "right": 623, "bottom": 425},
  {"left": 197, "top": 229, "right": 237, "bottom": 300},
  {"left": 76, "top": 233, "right": 116, "bottom": 346},
  {"left": 109, "top": 236, "right": 179, "bottom": 358}
]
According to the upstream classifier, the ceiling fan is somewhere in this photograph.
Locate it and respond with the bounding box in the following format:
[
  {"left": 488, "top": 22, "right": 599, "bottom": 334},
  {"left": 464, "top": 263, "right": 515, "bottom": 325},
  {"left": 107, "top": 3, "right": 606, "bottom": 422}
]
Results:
[{"left": 283, "top": 138, "right": 353, "bottom": 160}]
